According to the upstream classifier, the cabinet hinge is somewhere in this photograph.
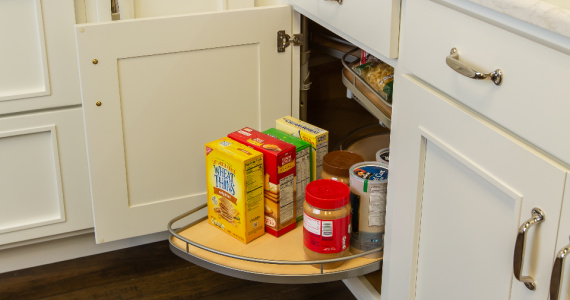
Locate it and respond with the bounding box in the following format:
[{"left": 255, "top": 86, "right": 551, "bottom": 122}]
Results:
[{"left": 277, "top": 31, "right": 303, "bottom": 53}]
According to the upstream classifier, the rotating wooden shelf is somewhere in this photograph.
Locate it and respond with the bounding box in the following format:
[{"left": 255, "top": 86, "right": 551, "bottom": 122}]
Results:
[
  {"left": 341, "top": 48, "right": 393, "bottom": 128},
  {"left": 168, "top": 204, "right": 382, "bottom": 284}
]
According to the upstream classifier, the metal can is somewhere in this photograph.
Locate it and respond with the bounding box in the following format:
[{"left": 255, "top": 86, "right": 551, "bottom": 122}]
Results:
[{"left": 349, "top": 162, "right": 388, "bottom": 258}]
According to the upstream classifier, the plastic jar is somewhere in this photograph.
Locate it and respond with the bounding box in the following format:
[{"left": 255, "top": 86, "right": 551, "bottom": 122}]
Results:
[
  {"left": 321, "top": 151, "right": 364, "bottom": 186},
  {"left": 303, "top": 179, "right": 351, "bottom": 269},
  {"left": 349, "top": 162, "right": 388, "bottom": 259},
  {"left": 376, "top": 147, "right": 389, "bottom": 167}
]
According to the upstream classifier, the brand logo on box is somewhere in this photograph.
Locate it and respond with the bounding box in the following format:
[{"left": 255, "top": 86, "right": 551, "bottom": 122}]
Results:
[{"left": 265, "top": 216, "right": 276, "bottom": 227}]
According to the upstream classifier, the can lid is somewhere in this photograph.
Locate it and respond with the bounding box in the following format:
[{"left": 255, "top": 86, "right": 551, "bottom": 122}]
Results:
[
  {"left": 349, "top": 162, "right": 388, "bottom": 182},
  {"left": 323, "top": 151, "right": 365, "bottom": 178},
  {"left": 305, "top": 179, "right": 350, "bottom": 209}
]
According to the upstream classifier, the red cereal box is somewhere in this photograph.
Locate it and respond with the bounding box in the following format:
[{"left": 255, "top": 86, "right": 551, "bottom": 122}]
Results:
[{"left": 228, "top": 127, "right": 297, "bottom": 237}]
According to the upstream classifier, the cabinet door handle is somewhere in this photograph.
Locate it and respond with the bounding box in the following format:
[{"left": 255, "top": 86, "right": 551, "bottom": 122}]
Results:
[
  {"left": 513, "top": 208, "right": 545, "bottom": 290},
  {"left": 324, "top": 0, "right": 343, "bottom": 4},
  {"left": 446, "top": 48, "right": 502, "bottom": 85},
  {"left": 550, "top": 236, "right": 570, "bottom": 300}
]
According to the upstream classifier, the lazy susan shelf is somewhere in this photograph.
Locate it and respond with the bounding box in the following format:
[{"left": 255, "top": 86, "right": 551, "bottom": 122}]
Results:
[
  {"left": 341, "top": 48, "right": 392, "bottom": 128},
  {"left": 168, "top": 204, "right": 382, "bottom": 284}
]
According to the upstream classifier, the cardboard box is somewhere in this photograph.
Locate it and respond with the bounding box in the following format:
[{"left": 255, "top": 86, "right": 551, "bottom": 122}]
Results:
[
  {"left": 228, "top": 127, "right": 297, "bottom": 237},
  {"left": 263, "top": 128, "right": 312, "bottom": 222},
  {"left": 275, "top": 116, "right": 328, "bottom": 180},
  {"left": 205, "top": 137, "right": 265, "bottom": 244}
]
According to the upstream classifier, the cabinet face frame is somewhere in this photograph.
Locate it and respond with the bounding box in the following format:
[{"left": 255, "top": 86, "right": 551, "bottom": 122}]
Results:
[
  {"left": 76, "top": 6, "right": 296, "bottom": 243},
  {"left": 381, "top": 74, "right": 566, "bottom": 300}
]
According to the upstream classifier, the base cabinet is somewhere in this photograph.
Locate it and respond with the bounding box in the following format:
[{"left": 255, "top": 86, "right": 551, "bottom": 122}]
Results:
[
  {"left": 383, "top": 74, "right": 568, "bottom": 300},
  {"left": 0, "top": 108, "right": 92, "bottom": 246}
]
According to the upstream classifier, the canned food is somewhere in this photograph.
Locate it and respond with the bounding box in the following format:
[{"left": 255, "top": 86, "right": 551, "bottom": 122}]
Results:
[{"left": 349, "top": 162, "right": 388, "bottom": 258}]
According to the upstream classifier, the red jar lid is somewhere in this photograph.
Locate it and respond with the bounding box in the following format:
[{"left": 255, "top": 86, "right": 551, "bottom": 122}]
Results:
[{"left": 305, "top": 179, "right": 350, "bottom": 210}]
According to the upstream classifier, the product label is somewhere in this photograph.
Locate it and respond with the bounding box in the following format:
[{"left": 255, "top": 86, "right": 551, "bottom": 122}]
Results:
[
  {"left": 369, "top": 185, "right": 387, "bottom": 227},
  {"left": 352, "top": 165, "right": 388, "bottom": 181},
  {"left": 279, "top": 174, "right": 295, "bottom": 223},
  {"left": 303, "top": 212, "right": 350, "bottom": 254}
]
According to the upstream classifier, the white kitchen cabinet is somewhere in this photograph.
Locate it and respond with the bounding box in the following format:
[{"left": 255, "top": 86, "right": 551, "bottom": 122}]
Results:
[
  {"left": 0, "top": 1, "right": 92, "bottom": 247},
  {"left": 0, "top": 108, "right": 92, "bottom": 246},
  {"left": 400, "top": 0, "right": 570, "bottom": 166},
  {"left": 76, "top": 5, "right": 298, "bottom": 243},
  {"left": 0, "top": 0, "right": 81, "bottom": 115},
  {"left": 289, "top": 0, "right": 400, "bottom": 59},
  {"left": 383, "top": 74, "right": 568, "bottom": 300},
  {"left": 552, "top": 178, "right": 570, "bottom": 300}
]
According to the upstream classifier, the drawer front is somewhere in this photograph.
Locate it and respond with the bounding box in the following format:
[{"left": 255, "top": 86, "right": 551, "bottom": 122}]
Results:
[
  {"left": 0, "top": 108, "right": 92, "bottom": 246},
  {"left": 401, "top": 0, "right": 570, "bottom": 165},
  {"left": 291, "top": 0, "right": 400, "bottom": 59}
]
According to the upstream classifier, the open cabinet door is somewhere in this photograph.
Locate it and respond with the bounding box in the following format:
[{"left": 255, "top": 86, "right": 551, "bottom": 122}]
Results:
[{"left": 75, "top": 6, "right": 295, "bottom": 243}]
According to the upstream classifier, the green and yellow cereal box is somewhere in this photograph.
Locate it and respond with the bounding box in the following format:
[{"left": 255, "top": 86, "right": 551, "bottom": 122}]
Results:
[{"left": 276, "top": 116, "right": 328, "bottom": 181}]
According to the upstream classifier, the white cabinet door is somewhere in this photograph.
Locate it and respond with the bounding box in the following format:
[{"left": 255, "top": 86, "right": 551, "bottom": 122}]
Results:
[
  {"left": 0, "top": 1, "right": 81, "bottom": 115},
  {"left": 76, "top": 6, "right": 295, "bottom": 243},
  {"left": 0, "top": 108, "right": 92, "bottom": 246},
  {"left": 382, "top": 74, "right": 566, "bottom": 300},
  {"left": 551, "top": 177, "right": 570, "bottom": 300}
]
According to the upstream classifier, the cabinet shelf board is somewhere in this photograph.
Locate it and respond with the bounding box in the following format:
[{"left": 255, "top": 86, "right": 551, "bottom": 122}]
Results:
[{"left": 169, "top": 219, "right": 381, "bottom": 284}]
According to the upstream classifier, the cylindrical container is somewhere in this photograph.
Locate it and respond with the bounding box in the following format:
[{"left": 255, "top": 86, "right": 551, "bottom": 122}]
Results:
[
  {"left": 376, "top": 147, "right": 390, "bottom": 167},
  {"left": 321, "top": 151, "right": 364, "bottom": 186},
  {"left": 349, "top": 162, "right": 388, "bottom": 258},
  {"left": 303, "top": 179, "right": 351, "bottom": 269}
]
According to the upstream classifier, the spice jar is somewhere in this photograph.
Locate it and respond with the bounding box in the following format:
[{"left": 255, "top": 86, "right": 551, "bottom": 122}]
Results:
[
  {"left": 303, "top": 179, "right": 351, "bottom": 269},
  {"left": 321, "top": 151, "right": 364, "bottom": 186}
]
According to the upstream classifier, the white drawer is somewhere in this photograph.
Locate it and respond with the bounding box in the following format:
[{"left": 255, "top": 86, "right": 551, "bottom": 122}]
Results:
[
  {"left": 401, "top": 0, "right": 570, "bottom": 165},
  {"left": 290, "top": 0, "right": 400, "bottom": 59},
  {"left": 0, "top": 108, "right": 92, "bottom": 246}
]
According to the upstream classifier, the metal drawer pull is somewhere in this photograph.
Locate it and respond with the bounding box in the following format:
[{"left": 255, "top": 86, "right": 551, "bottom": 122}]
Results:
[
  {"left": 513, "top": 208, "right": 545, "bottom": 290},
  {"left": 550, "top": 236, "right": 570, "bottom": 300},
  {"left": 324, "top": 0, "right": 343, "bottom": 4},
  {"left": 446, "top": 48, "right": 502, "bottom": 85}
]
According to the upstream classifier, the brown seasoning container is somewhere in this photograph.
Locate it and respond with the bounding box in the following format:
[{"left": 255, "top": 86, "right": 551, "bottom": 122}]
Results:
[{"left": 321, "top": 151, "right": 365, "bottom": 185}]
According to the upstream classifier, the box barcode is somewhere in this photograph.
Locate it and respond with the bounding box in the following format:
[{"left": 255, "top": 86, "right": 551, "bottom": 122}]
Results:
[{"left": 322, "top": 221, "right": 333, "bottom": 237}]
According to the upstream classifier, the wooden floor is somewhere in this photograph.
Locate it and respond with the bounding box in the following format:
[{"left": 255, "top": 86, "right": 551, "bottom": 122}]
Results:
[{"left": 0, "top": 241, "right": 357, "bottom": 300}]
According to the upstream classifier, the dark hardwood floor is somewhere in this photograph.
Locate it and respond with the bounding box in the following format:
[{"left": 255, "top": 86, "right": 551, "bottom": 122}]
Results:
[{"left": 0, "top": 241, "right": 357, "bottom": 300}]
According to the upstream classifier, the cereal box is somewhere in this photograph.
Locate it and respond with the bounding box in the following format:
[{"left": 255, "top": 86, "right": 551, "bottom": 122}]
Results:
[
  {"left": 228, "top": 127, "right": 297, "bottom": 237},
  {"left": 263, "top": 128, "right": 312, "bottom": 222},
  {"left": 275, "top": 116, "right": 328, "bottom": 180},
  {"left": 205, "top": 137, "right": 265, "bottom": 244}
]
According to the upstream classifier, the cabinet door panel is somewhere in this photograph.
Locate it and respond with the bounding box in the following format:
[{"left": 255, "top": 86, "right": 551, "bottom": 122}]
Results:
[
  {"left": 552, "top": 177, "right": 570, "bottom": 300},
  {"left": 0, "top": 1, "right": 80, "bottom": 114},
  {"left": 76, "top": 6, "right": 293, "bottom": 243},
  {"left": 0, "top": 108, "right": 92, "bottom": 245},
  {"left": 382, "top": 74, "right": 566, "bottom": 300}
]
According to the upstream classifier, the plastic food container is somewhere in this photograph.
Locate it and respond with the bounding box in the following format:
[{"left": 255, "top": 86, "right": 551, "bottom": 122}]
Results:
[
  {"left": 349, "top": 162, "right": 388, "bottom": 258},
  {"left": 376, "top": 147, "right": 389, "bottom": 167},
  {"left": 303, "top": 179, "right": 351, "bottom": 269},
  {"left": 321, "top": 151, "right": 365, "bottom": 186}
]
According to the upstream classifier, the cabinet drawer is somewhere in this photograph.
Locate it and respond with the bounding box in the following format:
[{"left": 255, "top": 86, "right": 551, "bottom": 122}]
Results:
[
  {"left": 291, "top": 0, "right": 400, "bottom": 58},
  {"left": 401, "top": 0, "right": 570, "bottom": 165},
  {"left": 0, "top": 108, "right": 92, "bottom": 246}
]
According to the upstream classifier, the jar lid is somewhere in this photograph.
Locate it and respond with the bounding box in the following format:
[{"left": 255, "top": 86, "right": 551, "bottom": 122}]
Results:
[
  {"left": 305, "top": 179, "right": 350, "bottom": 209},
  {"left": 323, "top": 151, "right": 364, "bottom": 178}
]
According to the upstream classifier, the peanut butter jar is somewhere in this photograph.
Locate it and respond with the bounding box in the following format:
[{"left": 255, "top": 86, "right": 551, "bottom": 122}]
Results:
[
  {"left": 303, "top": 179, "right": 351, "bottom": 269},
  {"left": 321, "top": 151, "right": 364, "bottom": 186}
]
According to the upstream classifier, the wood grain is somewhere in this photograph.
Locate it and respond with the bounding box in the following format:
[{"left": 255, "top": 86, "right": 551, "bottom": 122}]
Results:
[{"left": 0, "top": 241, "right": 356, "bottom": 299}]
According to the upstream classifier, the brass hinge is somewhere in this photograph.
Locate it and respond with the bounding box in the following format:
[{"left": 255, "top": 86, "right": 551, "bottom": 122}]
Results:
[{"left": 277, "top": 31, "right": 303, "bottom": 53}]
